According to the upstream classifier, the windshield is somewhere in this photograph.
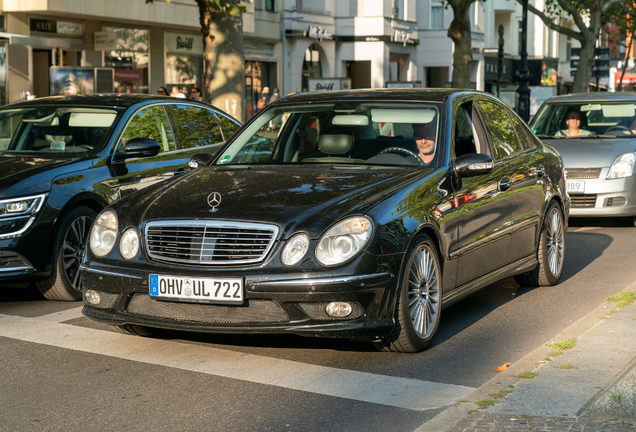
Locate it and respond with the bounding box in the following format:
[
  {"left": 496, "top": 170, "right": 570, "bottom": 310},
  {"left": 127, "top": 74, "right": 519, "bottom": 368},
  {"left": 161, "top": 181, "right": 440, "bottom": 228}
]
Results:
[
  {"left": 215, "top": 102, "right": 442, "bottom": 169},
  {"left": 0, "top": 106, "right": 121, "bottom": 157},
  {"left": 532, "top": 101, "right": 636, "bottom": 138}
]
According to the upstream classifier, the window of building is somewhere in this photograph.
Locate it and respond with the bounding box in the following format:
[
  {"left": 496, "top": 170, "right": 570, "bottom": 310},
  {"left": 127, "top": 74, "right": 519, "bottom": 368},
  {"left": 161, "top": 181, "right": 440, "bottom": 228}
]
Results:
[
  {"left": 431, "top": 3, "right": 444, "bottom": 29},
  {"left": 349, "top": 0, "right": 358, "bottom": 16},
  {"left": 164, "top": 31, "right": 204, "bottom": 96},
  {"left": 265, "top": 0, "right": 275, "bottom": 12},
  {"left": 103, "top": 25, "right": 149, "bottom": 94},
  {"left": 302, "top": 45, "right": 322, "bottom": 92}
]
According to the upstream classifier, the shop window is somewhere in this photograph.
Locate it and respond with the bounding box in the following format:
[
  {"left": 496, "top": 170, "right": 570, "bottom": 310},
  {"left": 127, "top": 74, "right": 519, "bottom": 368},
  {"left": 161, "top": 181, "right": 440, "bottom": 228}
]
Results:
[
  {"left": 103, "top": 25, "right": 149, "bottom": 94},
  {"left": 165, "top": 32, "right": 204, "bottom": 94},
  {"left": 302, "top": 45, "right": 322, "bottom": 92}
]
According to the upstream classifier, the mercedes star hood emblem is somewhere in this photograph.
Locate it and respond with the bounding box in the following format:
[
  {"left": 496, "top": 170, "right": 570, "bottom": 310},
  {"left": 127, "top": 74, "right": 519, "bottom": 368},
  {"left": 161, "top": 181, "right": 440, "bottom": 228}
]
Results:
[{"left": 207, "top": 192, "right": 222, "bottom": 212}]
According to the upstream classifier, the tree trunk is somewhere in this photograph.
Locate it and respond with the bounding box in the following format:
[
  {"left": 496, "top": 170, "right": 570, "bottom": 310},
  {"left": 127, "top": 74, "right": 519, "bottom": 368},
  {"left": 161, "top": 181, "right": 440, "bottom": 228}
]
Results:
[
  {"left": 571, "top": 1, "right": 602, "bottom": 93},
  {"left": 198, "top": 1, "right": 245, "bottom": 121},
  {"left": 448, "top": 0, "right": 473, "bottom": 89}
]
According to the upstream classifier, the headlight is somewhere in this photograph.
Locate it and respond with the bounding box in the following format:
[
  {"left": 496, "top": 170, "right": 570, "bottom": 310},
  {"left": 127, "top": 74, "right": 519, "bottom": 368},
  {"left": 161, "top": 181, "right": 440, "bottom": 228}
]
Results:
[
  {"left": 607, "top": 153, "right": 635, "bottom": 179},
  {"left": 0, "top": 194, "right": 47, "bottom": 217},
  {"left": 316, "top": 217, "right": 373, "bottom": 266},
  {"left": 120, "top": 228, "right": 139, "bottom": 260},
  {"left": 282, "top": 233, "right": 309, "bottom": 266},
  {"left": 89, "top": 210, "right": 118, "bottom": 257}
]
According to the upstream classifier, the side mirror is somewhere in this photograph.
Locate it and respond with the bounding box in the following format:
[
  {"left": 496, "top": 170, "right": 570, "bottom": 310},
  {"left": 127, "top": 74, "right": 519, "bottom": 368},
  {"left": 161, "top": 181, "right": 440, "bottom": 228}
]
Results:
[
  {"left": 453, "top": 153, "right": 493, "bottom": 178},
  {"left": 188, "top": 153, "right": 215, "bottom": 169},
  {"left": 114, "top": 137, "right": 161, "bottom": 161}
]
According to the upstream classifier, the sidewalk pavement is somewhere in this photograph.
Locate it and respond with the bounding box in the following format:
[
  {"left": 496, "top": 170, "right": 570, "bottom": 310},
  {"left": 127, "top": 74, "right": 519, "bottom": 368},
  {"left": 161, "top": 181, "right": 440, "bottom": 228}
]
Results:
[{"left": 417, "top": 283, "right": 636, "bottom": 432}]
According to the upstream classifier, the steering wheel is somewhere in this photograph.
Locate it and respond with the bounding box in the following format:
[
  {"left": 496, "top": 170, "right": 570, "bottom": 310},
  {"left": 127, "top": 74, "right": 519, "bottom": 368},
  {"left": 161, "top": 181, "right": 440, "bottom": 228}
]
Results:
[
  {"left": 378, "top": 146, "right": 425, "bottom": 166},
  {"left": 605, "top": 125, "right": 633, "bottom": 135}
]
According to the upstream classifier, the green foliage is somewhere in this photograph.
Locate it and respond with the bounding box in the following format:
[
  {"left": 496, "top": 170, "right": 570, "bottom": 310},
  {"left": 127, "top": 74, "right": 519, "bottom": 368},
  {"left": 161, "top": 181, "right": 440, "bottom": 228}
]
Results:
[
  {"left": 606, "top": 291, "right": 636, "bottom": 308},
  {"left": 553, "top": 365, "right": 579, "bottom": 369},
  {"left": 516, "top": 371, "right": 539, "bottom": 380},
  {"left": 548, "top": 339, "right": 577, "bottom": 351}
]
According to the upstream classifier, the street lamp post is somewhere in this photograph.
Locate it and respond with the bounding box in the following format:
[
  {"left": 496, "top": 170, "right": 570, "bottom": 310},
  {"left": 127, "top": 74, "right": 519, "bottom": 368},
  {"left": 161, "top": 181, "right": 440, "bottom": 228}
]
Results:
[{"left": 517, "top": 0, "right": 531, "bottom": 122}]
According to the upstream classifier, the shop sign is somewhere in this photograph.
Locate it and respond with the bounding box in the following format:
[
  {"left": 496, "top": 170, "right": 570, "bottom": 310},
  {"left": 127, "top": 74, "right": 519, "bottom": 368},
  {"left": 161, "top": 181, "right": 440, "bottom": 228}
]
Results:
[
  {"left": 307, "top": 25, "right": 333, "bottom": 42},
  {"left": 30, "top": 19, "right": 57, "bottom": 34},
  {"left": 57, "top": 21, "right": 83, "bottom": 37},
  {"left": 392, "top": 30, "right": 414, "bottom": 46},
  {"left": 166, "top": 32, "right": 203, "bottom": 55},
  {"left": 94, "top": 32, "right": 117, "bottom": 51},
  {"left": 115, "top": 68, "right": 140, "bottom": 82},
  {"left": 244, "top": 41, "right": 276, "bottom": 61},
  {"left": 307, "top": 78, "right": 350, "bottom": 92}
]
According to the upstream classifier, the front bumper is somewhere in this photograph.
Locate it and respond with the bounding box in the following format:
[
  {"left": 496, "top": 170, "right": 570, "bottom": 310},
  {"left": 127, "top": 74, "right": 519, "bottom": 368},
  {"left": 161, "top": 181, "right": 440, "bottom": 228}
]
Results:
[
  {"left": 568, "top": 173, "right": 636, "bottom": 217},
  {"left": 81, "top": 261, "right": 400, "bottom": 339}
]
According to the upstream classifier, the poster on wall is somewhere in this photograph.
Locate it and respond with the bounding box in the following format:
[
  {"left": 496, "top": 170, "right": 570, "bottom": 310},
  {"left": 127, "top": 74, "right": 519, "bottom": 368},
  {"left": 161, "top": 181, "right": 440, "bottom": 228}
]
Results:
[{"left": 50, "top": 67, "right": 95, "bottom": 96}]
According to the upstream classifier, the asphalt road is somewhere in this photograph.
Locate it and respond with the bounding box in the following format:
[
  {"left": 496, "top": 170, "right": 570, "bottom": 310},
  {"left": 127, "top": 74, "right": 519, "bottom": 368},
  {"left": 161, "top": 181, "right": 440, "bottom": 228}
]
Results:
[{"left": 1, "top": 217, "right": 635, "bottom": 432}]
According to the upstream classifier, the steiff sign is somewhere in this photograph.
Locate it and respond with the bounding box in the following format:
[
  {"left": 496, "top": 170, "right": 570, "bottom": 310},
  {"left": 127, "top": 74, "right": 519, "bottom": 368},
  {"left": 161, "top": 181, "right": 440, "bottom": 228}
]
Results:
[
  {"left": 307, "top": 78, "right": 351, "bottom": 92},
  {"left": 166, "top": 32, "right": 203, "bottom": 55},
  {"left": 94, "top": 32, "right": 117, "bottom": 51}
]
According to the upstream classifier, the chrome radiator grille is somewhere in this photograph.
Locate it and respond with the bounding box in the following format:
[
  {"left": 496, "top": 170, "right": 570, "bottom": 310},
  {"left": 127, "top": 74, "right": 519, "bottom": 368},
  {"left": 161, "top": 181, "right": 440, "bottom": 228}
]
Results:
[{"left": 145, "top": 221, "right": 279, "bottom": 265}]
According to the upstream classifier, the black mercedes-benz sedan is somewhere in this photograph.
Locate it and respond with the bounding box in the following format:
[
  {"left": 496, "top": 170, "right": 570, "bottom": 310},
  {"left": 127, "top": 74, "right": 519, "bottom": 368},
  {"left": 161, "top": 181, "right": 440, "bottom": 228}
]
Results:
[
  {"left": 82, "top": 89, "right": 569, "bottom": 353},
  {"left": 0, "top": 94, "right": 240, "bottom": 301}
]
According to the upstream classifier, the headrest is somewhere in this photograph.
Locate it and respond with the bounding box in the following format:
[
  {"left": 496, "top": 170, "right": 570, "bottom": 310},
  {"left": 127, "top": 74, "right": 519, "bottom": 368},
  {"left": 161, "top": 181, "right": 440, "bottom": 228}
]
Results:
[{"left": 317, "top": 134, "right": 353, "bottom": 155}]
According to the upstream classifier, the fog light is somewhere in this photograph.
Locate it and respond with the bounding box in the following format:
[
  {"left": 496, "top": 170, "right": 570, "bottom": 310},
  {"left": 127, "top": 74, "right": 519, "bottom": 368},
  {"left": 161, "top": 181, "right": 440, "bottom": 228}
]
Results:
[
  {"left": 85, "top": 289, "right": 101, "bottom": 305},
  {"left": 326, "top": 302, "right": 353, "bottom": 317}
]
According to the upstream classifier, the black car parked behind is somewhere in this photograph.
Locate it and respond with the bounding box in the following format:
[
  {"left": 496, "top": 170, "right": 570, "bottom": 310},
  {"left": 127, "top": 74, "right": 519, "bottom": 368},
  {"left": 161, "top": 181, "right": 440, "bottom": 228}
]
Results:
[{"left": 0, "top": 94, "right": 241, "bottom": 301}]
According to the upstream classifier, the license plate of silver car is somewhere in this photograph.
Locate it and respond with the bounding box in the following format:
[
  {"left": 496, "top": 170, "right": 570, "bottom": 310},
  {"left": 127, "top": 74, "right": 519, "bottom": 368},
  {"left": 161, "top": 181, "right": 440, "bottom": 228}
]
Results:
[
  {"left": 149, "top": 274, "right": 244, "bottom": 304},
  {"left": 566, "top": 181, "right": 585, "bottom": 193}
]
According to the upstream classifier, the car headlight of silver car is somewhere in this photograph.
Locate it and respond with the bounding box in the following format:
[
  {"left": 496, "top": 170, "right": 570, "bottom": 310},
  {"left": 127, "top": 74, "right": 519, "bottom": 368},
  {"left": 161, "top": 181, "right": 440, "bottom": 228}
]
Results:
[
  {"left": 607, "top": 153, "right": 636, "bottom": 179},
  {"left": 316, "top": 217, "right": 373, "bottom": 266},
  {"left": 89, "top": 210, "right": 118, "bottom": 257},
  {"left": 282, "top": 233, "right": 310, "bottom": 266}
]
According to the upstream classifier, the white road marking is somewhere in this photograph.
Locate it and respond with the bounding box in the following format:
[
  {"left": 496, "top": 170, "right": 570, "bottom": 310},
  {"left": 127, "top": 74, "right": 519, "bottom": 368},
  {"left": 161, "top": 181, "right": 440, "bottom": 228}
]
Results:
[
  {"left": 0, "top": 312, "right": 475, "bottom": 411},
  {"left": 36, "top": 306, "right": 85, "bottom": 323}
]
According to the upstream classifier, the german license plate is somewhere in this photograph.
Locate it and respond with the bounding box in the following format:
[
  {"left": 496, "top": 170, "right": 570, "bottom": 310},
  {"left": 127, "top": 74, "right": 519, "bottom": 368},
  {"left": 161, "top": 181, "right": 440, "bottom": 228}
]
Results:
[
  {"left": 566, "top": 181, "right": 585, "bottom": 193},
  {"left": 149, "top": 274, "right": 243, "bottom": 304}
]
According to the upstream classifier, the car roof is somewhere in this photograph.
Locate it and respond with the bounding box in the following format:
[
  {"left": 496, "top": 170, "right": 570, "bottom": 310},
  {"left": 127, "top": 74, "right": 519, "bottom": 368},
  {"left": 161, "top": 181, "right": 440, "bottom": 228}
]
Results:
[
  {"left": 1, "top": 94, "right": 188, "bottom": 109},
  {"left": 274, "top": 88, "right": 479, "bottom": 105},
  {"left": 543, "top": 92, "right": 636, "bottom": 103}
]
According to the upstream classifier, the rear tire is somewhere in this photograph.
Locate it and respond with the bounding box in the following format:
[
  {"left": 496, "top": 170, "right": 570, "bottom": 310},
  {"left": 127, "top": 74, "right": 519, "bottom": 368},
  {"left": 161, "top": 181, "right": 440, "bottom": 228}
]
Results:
[
  {"left": 514, "top": 201, "right": 565, "bottom": 287},
  {"left": 36, "top": 206, "right": 97, "bottom": 301},
  {"left": 110, "top": 325, "right": 159, "bottom": 337},
  {"left": 374, "top": 234, "right": 441, "bottom": 353}
]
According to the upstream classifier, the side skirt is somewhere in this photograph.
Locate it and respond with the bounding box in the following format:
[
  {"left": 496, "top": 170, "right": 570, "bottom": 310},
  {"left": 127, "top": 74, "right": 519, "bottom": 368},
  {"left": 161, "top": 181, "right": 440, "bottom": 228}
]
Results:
[{"left": 441, "top": 255, "right": 537, "bottom": 309}]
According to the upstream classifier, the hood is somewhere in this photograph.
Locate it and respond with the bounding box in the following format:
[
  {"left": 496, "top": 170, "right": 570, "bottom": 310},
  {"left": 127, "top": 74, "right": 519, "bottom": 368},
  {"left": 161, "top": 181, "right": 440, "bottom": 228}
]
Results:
[
  {"left": 129, "top": 165, "right": 425, "bottom": 238},
  {"left": 0, "top": 155, "right": 91, "bottom": 196},
  {"left": 545, "top": 137, "right": 636, "bottom": 168}
]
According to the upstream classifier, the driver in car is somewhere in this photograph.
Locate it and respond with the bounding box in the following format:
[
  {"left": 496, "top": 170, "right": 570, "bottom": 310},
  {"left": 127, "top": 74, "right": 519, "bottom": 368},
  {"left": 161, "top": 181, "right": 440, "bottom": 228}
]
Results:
[{"left": 412, "top": 122, "right": 437, "bottom": 165}]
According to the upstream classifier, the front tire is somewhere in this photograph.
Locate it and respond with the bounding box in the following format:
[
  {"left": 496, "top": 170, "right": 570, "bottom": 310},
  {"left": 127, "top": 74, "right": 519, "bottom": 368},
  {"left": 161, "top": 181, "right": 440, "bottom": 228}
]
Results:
[
  {"left": 36, "top": 206, "right": 97, "bottom": 301},
  {"left": 374, "top": 234, "right": 441, "bottom": 353},
  {"left": 514, "top": 201, "right": 565, "bottom": 287}
]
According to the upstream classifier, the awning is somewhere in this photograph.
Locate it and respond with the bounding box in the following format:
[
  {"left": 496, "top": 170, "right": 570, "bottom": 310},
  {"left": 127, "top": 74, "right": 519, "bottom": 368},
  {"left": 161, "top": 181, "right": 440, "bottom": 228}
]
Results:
[
  {"left": 0, "top": 31, "right": 82, "bottom": 49},
  {"left": 615, "top": 72, "right": 636, "bottom": 86}
]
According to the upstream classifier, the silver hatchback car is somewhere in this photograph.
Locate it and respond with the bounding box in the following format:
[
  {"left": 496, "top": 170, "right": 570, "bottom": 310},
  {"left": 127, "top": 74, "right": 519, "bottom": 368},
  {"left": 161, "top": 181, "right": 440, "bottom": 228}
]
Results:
[{"left": 531, "top": 93, "right": 636, "bottom": 224}]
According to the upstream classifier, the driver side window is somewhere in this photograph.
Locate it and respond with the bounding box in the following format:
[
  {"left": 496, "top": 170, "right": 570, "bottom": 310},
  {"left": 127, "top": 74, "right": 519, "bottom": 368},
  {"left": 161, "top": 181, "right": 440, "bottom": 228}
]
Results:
[{"left": 119, "top": 106, "right": 175, "bottom": 154}]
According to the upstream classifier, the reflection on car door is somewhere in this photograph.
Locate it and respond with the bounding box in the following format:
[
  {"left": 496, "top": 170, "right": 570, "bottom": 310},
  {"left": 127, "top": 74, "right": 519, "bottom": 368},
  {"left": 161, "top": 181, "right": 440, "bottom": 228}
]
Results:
[
  {"left": 507, "top": 110, "right": 543, "bottom": 261},
  {"left": 451, "top": 100, "right": 513, "bottom": 287},
  {"left": 106, "top": 104, "right": 184, "bottom": 197}
]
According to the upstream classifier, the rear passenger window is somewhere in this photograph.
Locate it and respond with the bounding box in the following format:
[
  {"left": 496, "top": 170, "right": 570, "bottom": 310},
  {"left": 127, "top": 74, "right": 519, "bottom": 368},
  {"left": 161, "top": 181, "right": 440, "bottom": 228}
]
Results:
[
  {"left": 215, "top": 113, "right": 240, "bottom": 141},
  {"left": 477, "top": 100, "right": 522, "bottom": 159},
  {"left": 170, "top": 105, "right": 224, "bottom": 149},
  {"left": 509, "top": 112, "right": 536, "bottom": 150},
  {"left": 120, "top": 106, "right": 175, "bottom": 153}
]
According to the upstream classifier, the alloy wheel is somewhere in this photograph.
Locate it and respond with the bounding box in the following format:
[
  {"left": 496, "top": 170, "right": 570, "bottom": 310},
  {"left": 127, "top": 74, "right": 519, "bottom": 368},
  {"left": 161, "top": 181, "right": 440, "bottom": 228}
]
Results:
[
  {"left": 62, "top": 215, "right": 93, "bottom": 292},
  {"left": 408, "top": 246, "right": 440, "bottom": 338},
  {"left": 546, "top": 208, "right": 564, "bottom": 276}
]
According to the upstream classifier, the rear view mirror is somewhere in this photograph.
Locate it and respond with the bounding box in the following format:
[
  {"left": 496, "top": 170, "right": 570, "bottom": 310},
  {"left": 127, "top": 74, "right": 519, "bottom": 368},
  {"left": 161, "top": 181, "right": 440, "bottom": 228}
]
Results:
[
  {"left": 189, "top": 153, "right": 215, "bottom": 169},
  {"left": 114, "top": 137, "right": 161, "bottom": 161},
  {"left": 453, "top": 153, "right": 493, "bottom": 178}
]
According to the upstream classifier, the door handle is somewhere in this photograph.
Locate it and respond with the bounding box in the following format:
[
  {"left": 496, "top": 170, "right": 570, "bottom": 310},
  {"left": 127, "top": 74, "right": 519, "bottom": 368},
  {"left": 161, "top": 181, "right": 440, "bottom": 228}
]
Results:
[{"left": 499, "top": 177, "right": 512, "bottom": 191}]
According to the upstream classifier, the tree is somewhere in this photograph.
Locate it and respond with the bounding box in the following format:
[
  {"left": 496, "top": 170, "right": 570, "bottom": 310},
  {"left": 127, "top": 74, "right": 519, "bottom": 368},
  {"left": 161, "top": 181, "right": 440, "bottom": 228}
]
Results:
[
  {"left": 446, "top": 0, "right": 481, "bottom": 88},
  {"left": 518, "top": 0, "right": 634, "bottom": 93},
  {"left": 145, "top": 0, "right": 246, "bottom": 120}
]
